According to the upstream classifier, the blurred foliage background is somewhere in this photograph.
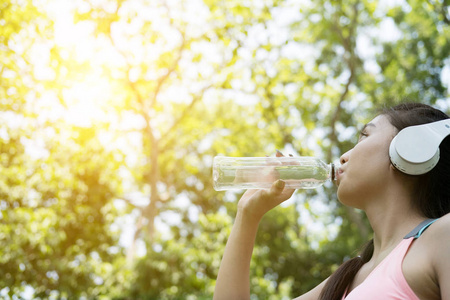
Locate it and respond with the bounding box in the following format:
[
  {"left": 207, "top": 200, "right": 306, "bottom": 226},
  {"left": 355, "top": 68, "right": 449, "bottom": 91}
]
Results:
[{"left": 1, "top": 0, "right": 449, "bottom": 299}]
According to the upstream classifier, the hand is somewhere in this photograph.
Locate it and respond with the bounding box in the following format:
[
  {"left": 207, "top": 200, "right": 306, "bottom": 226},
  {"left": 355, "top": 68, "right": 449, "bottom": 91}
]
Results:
[{"left": 237, "top": 151, "right": 296, "bottom": 222}]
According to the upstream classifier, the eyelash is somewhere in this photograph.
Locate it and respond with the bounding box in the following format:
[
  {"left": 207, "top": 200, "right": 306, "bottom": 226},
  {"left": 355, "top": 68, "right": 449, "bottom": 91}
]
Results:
[{"left": 359, "top": 131, "right": 368, "bottom": 141}]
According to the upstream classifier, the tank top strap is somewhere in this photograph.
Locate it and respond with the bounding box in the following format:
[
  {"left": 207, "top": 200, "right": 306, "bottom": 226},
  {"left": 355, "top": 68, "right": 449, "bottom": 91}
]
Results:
[{"left": 403, "top": 218, "right": 439, "bottom": 239}]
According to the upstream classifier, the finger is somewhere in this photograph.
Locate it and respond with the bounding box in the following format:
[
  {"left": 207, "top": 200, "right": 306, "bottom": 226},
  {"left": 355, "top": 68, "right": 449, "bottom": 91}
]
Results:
[
  {"left": 269, "top": 179, "right": 285, "bottom": 195},
  {"left": 265, "top": 152, "right": 282, "bottom": 167},
  {"left": 242, "top": 189, "right": 258, "bottom": 197},
  {"left": 268, "top": 180, "right": 296, "bottom": 206},
  {"left": 286, "top": 153, "right": 300, "bottom": 166},
  {"left": 279, "top": 187, "right": 296, "bottom": 201}
]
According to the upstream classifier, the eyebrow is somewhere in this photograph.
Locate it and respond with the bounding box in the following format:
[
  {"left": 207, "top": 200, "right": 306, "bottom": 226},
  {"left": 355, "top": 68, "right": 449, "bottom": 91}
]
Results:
[{"left": 360, "top": 123, "right": 376, "bottom": 132}]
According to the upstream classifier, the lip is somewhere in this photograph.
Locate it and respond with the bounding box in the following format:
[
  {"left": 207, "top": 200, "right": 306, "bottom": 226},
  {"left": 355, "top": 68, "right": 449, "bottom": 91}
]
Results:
[{"left": 335, "top": 168, "right": 344, "bottom": 185}]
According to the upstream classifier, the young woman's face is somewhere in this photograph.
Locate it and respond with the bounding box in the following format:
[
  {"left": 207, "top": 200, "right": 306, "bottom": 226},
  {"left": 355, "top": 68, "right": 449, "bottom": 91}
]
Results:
[{"left": 336, "top": 115, "right": 398, "bottom": 208}]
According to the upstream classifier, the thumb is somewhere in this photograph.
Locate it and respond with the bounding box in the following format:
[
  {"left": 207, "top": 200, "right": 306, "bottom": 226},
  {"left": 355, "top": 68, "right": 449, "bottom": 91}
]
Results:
[{"left": 270, "top": 179, "right": 285, "bottom": 195}]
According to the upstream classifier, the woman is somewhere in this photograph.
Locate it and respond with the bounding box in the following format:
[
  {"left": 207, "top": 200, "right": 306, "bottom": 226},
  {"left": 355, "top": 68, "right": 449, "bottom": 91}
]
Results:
[{"left": 213, "top": 103, "right": 450, "bottom": 300}]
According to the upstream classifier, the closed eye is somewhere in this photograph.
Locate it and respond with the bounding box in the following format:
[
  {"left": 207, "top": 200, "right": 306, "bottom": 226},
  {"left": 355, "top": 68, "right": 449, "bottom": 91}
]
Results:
[
  {"left": 358, "top": 123, "right": 375, "bottom": 142},
  {"left": 358, "top": 131, "right": 368, "bottom": 142}
]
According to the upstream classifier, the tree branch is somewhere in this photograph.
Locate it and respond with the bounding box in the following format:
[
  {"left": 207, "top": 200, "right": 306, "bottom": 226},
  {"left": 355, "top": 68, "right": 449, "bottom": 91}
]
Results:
[
  {"left": 149, "top": 36, "right": 186, "bottom": 110},
  {"left": 327, "top": 70, "right": 353, "bottom": 162},
  {"left": 126, "top": 213, "right": 145, "bottom": 263},
  {"left": 428, "top": 0, "right": 450, "bottom": 25},
  {"left": 326, "top": 2, "right": 360, "bottom": 162},
  {"left": 159, "top": 84, "right": 212, "bottom": 153},
  {"left": 328, "top": 3, "right": 369, "bottom": 239},
  {"left": 148, "top": 0, "right": 187, "bottom": 109}
]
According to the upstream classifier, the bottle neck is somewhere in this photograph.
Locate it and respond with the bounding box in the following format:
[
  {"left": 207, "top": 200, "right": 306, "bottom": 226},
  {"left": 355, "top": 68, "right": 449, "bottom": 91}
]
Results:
[{"left": 330, "top": 163, "right": 340, "bottom": 181}]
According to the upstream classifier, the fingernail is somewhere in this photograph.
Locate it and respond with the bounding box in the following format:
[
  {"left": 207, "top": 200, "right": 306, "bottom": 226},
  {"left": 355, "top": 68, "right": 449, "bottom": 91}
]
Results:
[{"left": 276, "top": 179, "right": 285, "bottom": 189}]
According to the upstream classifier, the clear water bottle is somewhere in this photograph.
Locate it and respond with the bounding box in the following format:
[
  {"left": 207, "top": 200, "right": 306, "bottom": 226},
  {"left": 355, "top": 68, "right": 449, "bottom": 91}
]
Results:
[{"left": 213, "top": 156, "right": 339, "bottom": 191}]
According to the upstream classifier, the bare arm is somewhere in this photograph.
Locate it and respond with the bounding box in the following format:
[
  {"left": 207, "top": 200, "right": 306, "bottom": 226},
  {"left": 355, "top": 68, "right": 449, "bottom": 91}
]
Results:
[
  {"left": 214, "top": 151, "right": 293, "bottom": 299},
  {"left": 213, "top": 209, "right": 260, "bottom": 300},
  {"left": 293, "top": 278, "right": 329, "bottom": 300},
  {"left": 213, "top": 151, "right": 328, "bottom": 300},
  {"left": 214, "top": 203, "right": 328, "bottom": 300},
  {"left": 213, "top": 178, "right": 294, "bottom": 299}
]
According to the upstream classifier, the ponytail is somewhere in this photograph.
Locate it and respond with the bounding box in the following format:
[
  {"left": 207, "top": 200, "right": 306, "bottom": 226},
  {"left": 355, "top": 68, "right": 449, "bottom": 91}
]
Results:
[{"left": 318, "top": 239, "right": 374, "bottom": 300}]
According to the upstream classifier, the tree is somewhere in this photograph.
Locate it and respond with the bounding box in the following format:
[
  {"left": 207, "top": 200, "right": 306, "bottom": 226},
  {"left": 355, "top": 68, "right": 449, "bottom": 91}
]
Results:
[
  {"left": 0, "top": 0, "right": 126, "bottom": 297},
  {"left": 1, "top": 0, "right": 449, "bottom": 298}
]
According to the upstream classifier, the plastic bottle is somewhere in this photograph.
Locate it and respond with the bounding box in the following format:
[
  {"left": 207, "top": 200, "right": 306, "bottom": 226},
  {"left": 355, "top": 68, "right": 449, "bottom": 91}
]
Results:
[{"left": 213, "top": 156, "right": 339, "bottom": 191}]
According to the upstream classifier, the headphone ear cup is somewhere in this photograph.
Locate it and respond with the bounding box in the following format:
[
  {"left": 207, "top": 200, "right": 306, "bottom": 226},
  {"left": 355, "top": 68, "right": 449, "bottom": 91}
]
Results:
[
  {"left": 389, "top": 118, "right": 450, "bottom": 175},
  {"left": 389, "top": 133, "right": 440, "bottom": 175}
]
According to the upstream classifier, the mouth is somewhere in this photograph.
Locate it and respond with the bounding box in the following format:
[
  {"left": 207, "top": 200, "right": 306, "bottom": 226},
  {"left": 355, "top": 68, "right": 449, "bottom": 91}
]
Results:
[{"left": 335, "top": 168, "right": 344, "bottom": 185}]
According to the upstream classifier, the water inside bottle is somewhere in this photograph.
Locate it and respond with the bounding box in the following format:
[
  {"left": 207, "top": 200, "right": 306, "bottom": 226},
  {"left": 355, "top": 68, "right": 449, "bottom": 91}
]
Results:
[{"left": 213, "top": 164, "right": 331, "bottom": 190}]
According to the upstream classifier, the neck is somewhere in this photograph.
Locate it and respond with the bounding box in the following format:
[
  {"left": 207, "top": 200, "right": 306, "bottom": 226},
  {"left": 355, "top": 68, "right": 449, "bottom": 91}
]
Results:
[{"left": 363, "top": 184, "right": 426, "bottom": 258}]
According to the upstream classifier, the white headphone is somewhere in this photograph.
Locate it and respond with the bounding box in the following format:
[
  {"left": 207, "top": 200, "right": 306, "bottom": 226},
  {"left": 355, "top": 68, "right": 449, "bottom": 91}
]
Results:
[{"left": 389, "top": 118, "right": 450, "bottom": 175}]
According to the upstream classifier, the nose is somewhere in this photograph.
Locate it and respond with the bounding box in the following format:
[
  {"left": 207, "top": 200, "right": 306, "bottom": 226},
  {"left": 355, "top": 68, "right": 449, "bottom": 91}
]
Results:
[{"left": 340, "top": 149, "right": 351, "bottom": 165}]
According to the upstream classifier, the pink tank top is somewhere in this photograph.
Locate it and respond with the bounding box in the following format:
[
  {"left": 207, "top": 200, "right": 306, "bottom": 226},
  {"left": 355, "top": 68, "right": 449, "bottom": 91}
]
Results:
[
  {"left": 342, "top": 237, "right": 419, "bottom": 300},
  {"left": 342, "top": 219, "right": 438, "bottom": 300}
]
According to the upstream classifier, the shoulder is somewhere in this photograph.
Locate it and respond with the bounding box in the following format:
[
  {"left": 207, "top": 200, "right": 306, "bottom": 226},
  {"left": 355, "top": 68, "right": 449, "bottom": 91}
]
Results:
[
  {"left": 430, "top": 212, "right": 450, "bottom": 232},
  {"left": 432, "top": 212, "right": 450, "bottom": 242},
  {"left": 423, "top": 213, "right": 450, "bottom": 254},
  {"left": 426, "top": 213, "right": 450, "bottom": 296},
  {"left": 424, "top": 213, "right": 450, "bottom": 245},
  {"left": 414, "top": 214, "right": 450, "bottom": 247},
  {"left": 402, "top": 214, "right": 450, "bottom": 299}
]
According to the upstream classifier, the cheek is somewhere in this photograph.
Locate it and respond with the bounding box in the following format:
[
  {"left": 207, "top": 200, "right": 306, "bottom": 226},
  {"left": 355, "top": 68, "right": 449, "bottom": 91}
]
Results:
[
  {"left": 337, "top": 146, "right": 391, "bottom": 205},
  {"left": 355, "top": 137, "right": 392, "bottom": 168}
]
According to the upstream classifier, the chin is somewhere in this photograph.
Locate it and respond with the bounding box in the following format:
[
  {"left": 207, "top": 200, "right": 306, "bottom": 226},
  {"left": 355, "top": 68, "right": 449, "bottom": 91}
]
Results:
[{"left": 336, "top": 186, "right": 362, "bottom": 208}]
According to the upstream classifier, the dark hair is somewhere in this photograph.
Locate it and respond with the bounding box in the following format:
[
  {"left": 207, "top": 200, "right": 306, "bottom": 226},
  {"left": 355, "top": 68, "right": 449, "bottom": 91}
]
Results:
[{"left": 319, "top": 102, "right": 450, "bottom": 300}]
